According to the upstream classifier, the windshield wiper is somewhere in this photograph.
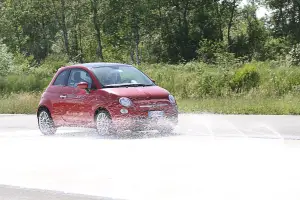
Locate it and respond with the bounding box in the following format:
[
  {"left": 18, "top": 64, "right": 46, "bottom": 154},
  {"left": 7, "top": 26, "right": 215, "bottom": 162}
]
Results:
[
  {"left": 103, "top": 83, "right": 153, "bottom": 88},
  {"left": 126, "top": 83, "right": 153, "bottom": 87}
]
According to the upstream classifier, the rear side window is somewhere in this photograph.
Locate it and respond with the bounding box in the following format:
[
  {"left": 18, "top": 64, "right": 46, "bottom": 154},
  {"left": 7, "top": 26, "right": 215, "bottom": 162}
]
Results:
[{"left": 53, "top": 70, "right": 69, "bottom": 86}]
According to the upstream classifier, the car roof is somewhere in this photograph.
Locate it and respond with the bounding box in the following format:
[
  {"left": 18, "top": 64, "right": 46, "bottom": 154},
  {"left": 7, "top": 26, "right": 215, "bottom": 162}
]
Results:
[{"left": 65, "top": 62, "right": 133, "bottom": 69}]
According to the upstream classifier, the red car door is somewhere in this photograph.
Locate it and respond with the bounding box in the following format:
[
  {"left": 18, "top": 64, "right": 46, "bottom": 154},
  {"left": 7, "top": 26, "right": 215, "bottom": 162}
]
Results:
[
  {"left": 47, "top": 68, "right": 71, "bottom": 125},
  {"left": 60, "top": 68, "right": 96, "bottom": 124}
]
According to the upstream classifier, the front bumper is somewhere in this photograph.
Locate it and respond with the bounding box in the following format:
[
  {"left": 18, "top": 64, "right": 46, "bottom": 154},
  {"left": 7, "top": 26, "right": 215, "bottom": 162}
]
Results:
[
  {"left": 112, "top": 115, "right": 178, "bottom": 131},
  {"left": 107, "top": 98, "right": 178, "bottom": 131}
]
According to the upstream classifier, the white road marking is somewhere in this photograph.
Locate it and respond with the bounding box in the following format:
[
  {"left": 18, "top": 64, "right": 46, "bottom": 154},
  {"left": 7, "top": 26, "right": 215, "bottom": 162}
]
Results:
[
  {"left": 264, "top": 125, "right": 283, "bottom": 139},
  {"left": 225, "top": 120, "right": 247, "bottom": 137}
]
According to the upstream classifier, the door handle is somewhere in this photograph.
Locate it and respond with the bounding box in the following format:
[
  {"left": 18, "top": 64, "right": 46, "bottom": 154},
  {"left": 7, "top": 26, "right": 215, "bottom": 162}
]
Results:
[{"left": 60, "top": 95, "right": 67, "bottom": 99}]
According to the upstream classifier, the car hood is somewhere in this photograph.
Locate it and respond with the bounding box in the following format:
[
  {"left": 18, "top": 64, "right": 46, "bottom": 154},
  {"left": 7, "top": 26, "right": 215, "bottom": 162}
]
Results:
[{"left": 102, "top": 86, "right": 170, "bottom": 100}]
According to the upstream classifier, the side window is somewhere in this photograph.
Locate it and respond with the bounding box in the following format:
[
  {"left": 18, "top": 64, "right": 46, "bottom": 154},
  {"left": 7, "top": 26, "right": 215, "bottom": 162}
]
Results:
[
  {"left": 53, "top": 70, "right": 69, "bottom": 86},
  {"left": 67, "top": 69, "right": 93, "bottom": 88}
]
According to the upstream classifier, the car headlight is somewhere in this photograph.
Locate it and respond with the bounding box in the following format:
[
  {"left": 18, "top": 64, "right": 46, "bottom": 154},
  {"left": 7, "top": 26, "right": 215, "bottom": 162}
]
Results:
[
  {"left": 168, "top": 94, "right": 176, "bottom": 104},
  {"left": 119, "top": 97, "right": 132, "bottom": 107}
]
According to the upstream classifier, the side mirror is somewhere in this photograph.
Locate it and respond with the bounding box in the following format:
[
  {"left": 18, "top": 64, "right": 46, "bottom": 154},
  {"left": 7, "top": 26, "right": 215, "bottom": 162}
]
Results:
[
  {"left": 151, "top": 79, "right": 156, "bottom": 83},
  {"left": 77, "top": 82, "right": 89, "bottom": 90}
]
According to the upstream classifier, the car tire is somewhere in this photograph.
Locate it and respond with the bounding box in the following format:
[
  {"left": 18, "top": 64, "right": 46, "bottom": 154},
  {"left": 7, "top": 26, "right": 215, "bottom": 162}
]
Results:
[
  {"left": 95, "top": 110, "right": 114, "bottom": 136},
  {"left": 38, "top": 109, "right": 57, "bottom": 135}
]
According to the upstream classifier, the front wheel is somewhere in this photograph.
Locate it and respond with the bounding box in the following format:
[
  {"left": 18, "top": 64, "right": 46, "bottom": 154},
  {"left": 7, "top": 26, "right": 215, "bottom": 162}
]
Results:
[
  {"left": 95, "top": 110, "right": 114, "bottom": 136},
  {"left": 38, "top": 109, "right": 57, "bottom": 135}
]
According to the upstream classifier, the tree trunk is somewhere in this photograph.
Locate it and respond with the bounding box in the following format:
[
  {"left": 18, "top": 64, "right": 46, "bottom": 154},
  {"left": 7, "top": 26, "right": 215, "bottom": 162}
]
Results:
[
  {"left": 296, "top": 1, "right": 300, "bottom": 41},
  {"left": 227, "top": 0, "right": 236, "bottom": 51},
  {"left": 182, "top": 0, "right": 189, "bottom": 59},
  {"left": 14, "top": 25, "right": 21, "bottom": 53},
  {"left": 50, "top": 0, "right": 70, "bottom": 59},
  {"left": 60, "top": 0, "right": 70, "bottom": 57},
  {"left": 133, "top": 15, "right": 140, "bottom": 65},
  {"left": 78, "top": 25, "right": 84, "bottom": 63},
  {"left": 216, "top": 2, "right": 225, "bottom": 42},
  {"left": 90, "top": 0, "right": 104, "bottom": 61},
  {"left": 158, "top": 0, "right": 162, "bottom": 62},
  {"left": 130, "top": 49, "right": 134, "bottom": 64},
  {"left": 278, "top": 3, "right": 284, "bottom": 36},
  {"left": 135, "top": 37, "right": 140, "bottom": 65}
]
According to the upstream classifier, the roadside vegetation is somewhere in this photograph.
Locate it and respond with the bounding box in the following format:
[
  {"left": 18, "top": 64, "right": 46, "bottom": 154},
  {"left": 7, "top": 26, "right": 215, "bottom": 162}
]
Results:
[
  {"left": 1, "top": 0, "right": 300, "bottom": 114},
  {"left": 0, "top": 92, "right": 40, "bottom": 114},
  {"left": 2, "top": 60, "right": 300, "bottom": 114}
]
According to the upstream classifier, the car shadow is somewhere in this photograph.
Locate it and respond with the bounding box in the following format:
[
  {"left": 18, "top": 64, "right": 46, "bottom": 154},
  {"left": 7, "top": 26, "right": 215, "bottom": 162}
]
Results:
[{"left": 49, "top": 127, "right": 181, "bottom": 140}]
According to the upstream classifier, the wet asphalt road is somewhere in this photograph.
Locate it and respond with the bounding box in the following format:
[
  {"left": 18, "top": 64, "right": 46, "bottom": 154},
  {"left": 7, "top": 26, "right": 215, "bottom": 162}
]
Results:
[
  {"left": 1, "top": 114, "right": 300, "bottom": 200},
  {"left": 0, "top": 185, "right": 122, "bottom": 200},
  {"left": 1, "top": 114, "right": 300, "bottom": 139}
]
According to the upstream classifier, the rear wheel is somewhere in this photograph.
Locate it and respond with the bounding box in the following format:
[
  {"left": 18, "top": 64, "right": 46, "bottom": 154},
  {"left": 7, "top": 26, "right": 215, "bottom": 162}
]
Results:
[
  {"left": 38, "top": 109, "right": 57, "bottom": 135},
  {"left": 95, "top": 110, "right": 114, "bottom": 136}
]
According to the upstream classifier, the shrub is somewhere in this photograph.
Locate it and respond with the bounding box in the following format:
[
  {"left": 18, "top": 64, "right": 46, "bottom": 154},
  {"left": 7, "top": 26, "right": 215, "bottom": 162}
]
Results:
[
  {"left": 260, "top": 37, "right": 290, "bottom": 61},
  {"left": 0, "top": 42, "right": 13, "bottom": 76},
  {"left": 9, "top": 53, "right": 33, "bottom": 74},
  {"left": 261, "top": 70, "right": 289, "bottom": 96},
  {"left": 288, "top": 43, "right": 300, "bottom": 66},
  {"left": 197, "top": 39, "right": 226, "bottom": 64},
  {"left": 0, "top": 74, "right": 51, "bottom": 94},
  {"left": 230, "top": 64, "right": 260, "bottom": 93},
  {"left": 32, "top": 54, "right": 68, "bottom": 76},
  {"left": 197, "top": 68, "right": 232, "bottom": 98},
  {"left": 0, "top": 92, "right": 41, "bottom": 114}
]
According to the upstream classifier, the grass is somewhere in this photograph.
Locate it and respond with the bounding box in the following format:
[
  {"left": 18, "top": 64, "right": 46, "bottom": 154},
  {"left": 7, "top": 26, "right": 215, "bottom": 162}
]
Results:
[
  {"left": 1, "top": 92, "right": 300, "bottom": 115},
  {"left": 1, "top": 61, "right": 300, "bottom": 115},
  {"left": 178, "top": 96, "right": 300, "bottom": 115},
  {"left": 0, "top": 92, "right": 40, "bottom": 114}
]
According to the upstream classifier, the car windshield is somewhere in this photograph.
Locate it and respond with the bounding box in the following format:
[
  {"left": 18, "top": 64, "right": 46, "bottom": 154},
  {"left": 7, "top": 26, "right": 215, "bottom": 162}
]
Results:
[{"left": 91, "top": 65, "right": 155, "bottom": 88}]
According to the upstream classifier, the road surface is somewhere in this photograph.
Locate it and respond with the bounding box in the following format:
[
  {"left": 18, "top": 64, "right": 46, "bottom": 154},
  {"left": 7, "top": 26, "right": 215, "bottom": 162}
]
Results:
[{"left": 1, "top": 114, "right": 300, "bottom": 200}]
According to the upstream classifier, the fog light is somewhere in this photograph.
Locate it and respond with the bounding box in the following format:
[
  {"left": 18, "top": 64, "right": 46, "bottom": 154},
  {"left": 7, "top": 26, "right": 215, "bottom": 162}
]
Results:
[{"left": 120, "top": 109, "right": 128, "bottom": 114}]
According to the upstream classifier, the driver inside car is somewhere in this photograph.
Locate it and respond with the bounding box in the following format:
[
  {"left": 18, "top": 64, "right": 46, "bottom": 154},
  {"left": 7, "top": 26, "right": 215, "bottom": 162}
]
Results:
[
  {"left": 73, "top": 71, "right": 92, "bottom": 88},
  {"left": 105, "top": 70, "right": 122, "bottom": 85}
]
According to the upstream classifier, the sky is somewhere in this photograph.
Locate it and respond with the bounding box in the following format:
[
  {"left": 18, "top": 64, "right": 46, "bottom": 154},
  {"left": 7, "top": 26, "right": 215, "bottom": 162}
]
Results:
[
  {"left": 256, "top": 6, "right": 270, "bottom": 18},
  {"left": 241, "top": 0, "right": 271, "bottom": 18}
]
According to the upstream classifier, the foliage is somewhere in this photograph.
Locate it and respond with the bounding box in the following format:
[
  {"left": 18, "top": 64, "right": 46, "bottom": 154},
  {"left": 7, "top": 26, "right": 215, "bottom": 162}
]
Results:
[
  {"left": 9, "top": 53, "right": 33, "bottom": 74},
  {"left": 0, "top": 42, "right": 13, "bottom": 76},
  {"left": 197, "top": 39, "right": 226, "bottom": 64},
  {"left": 1, "top": 1, "right": 300, "bottom": 115},
  {"left": 261, "top": 37, "right": 290, "bottom": 61},
  {"left": 0, "top": 0, "right": 286, "bottom": 65},
  {"left": 2, "top": 60, "right": 300, "bottom": 115},
  {"left": 178, "top": 96, "right": 300, "bottom": 115},
  {"left": 3, "top": 60, "right": 300, "bottom": 99},
  {"left": 0, "top": 74, "right": 51, "bottom": 94},
  {"left": 288, "top": 43, "right": 300, "bottom": 66},
  {"left": 0, "top": 92, "right": 41, "bottom": 114},
  {"left": 230, "top": 64, "right": 260, "bottom": 92},
  {"left": 3, "top": 92, "right": 300, "bottom": 115}
]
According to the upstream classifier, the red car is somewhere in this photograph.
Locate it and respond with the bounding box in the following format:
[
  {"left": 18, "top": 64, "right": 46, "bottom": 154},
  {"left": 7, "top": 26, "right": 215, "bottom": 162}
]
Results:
[{"left": 37, "top": 62, "right": 178, "bottom": 135}]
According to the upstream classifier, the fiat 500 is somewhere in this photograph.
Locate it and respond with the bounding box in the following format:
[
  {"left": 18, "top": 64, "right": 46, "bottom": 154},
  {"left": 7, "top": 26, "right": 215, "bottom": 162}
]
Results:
[{"left": 37, "top": 62, "right": 178, "bottom": 135}]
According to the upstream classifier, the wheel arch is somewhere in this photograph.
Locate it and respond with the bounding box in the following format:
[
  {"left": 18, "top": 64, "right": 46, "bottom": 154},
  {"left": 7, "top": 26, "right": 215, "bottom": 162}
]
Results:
[
  {"left": 37, "top": 105, "right": 51, "bottom": 118},
  {"left": 94, "top": 107, "right": 111, "bottom": 121}
]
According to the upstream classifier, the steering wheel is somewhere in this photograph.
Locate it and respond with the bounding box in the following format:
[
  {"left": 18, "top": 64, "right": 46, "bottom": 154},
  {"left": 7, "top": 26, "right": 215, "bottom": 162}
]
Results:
[{"left": 121, "top": 78, "right": 132, "bottom": 84}]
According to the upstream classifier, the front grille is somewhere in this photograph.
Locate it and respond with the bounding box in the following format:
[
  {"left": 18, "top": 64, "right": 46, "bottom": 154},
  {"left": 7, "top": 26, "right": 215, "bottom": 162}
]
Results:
[
  {"left": 139, "top": 103, "right": 169, "bottom": 108},
  {"left": 133, "top": 99, "right": 170, "bottom": 105}
]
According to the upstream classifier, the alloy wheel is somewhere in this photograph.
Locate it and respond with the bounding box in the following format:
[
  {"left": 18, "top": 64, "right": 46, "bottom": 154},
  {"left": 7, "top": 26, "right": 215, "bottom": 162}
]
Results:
[
  {"left": 96, "top": 112, "right": 111, "bottom": 135},
  {"left": 38, "top": 110, "right": 56, "bottom": 135}
]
